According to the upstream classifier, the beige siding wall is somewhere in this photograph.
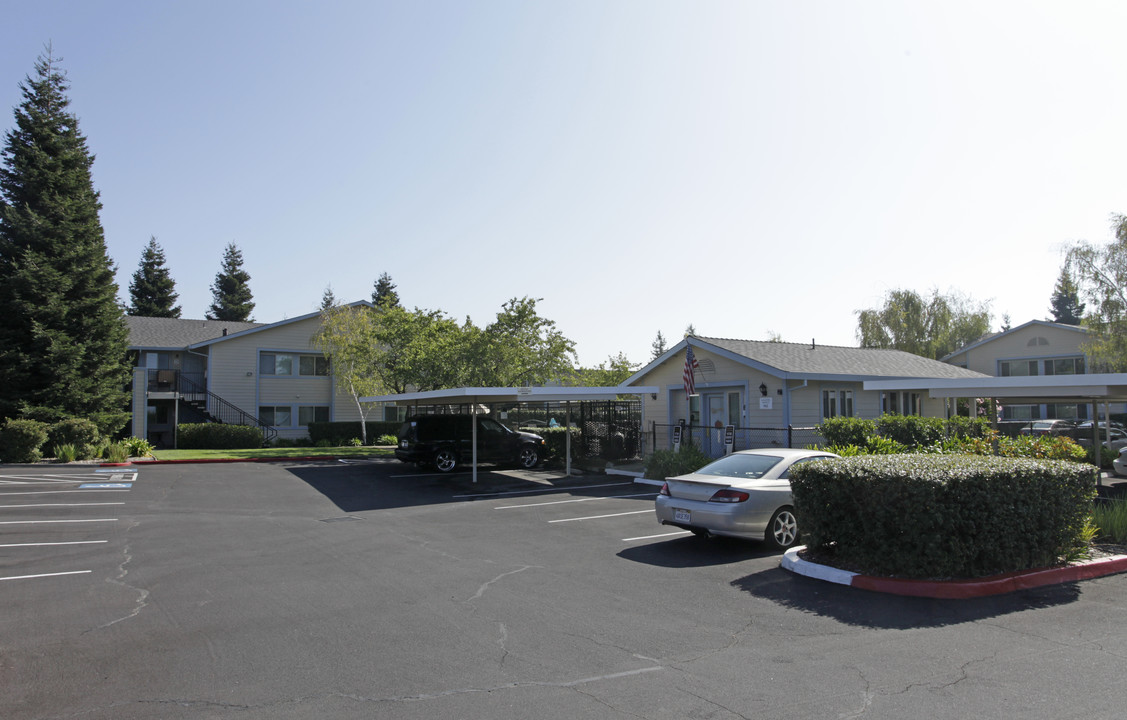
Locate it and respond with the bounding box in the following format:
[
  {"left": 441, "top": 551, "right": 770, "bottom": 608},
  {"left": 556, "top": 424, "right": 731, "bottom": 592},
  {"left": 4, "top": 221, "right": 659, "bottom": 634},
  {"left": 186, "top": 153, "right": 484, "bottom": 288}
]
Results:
[
  {"left": 205, "top": 315, "right": 366, "bottom": 438},
  {"left": 963, "top": 325, "right": 1086, "bottom": 375}
]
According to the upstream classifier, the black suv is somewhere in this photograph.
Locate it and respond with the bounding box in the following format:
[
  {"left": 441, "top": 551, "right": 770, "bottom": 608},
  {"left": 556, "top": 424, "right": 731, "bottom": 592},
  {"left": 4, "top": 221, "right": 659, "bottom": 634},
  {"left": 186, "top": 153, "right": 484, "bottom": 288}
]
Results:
[{"left": 395, "top": 415, "right": 545, "bottom": 473}]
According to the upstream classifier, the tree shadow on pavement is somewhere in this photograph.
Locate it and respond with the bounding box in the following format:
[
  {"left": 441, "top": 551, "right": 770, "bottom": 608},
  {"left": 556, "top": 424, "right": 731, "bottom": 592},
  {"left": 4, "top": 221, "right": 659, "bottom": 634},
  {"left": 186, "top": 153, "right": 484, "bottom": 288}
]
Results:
[
  {"left": 618, "top": 536, "right": 781, "bottom": 569},
  {"left": 731, "top": 566, "right": 1082, "bottom": 629}
]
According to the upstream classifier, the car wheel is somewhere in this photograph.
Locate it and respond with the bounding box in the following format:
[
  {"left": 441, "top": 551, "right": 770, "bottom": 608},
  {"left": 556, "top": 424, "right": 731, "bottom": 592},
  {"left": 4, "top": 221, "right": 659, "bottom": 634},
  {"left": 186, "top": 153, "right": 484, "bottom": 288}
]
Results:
[
  {"left": 433, "top": 449, "right": 458, "bottom": 473},
  {"left": 765, "top": 506, "right": 799, "bottom": 550},
  {"left": 517, "top": 446, "right": 540, "bottom": 469}
]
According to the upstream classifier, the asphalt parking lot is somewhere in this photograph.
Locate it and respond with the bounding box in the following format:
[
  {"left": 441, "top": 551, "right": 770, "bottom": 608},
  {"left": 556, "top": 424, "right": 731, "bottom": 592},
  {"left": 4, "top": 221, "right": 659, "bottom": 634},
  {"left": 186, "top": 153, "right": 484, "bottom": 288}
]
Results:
[{"left": 5, "top": 458, "right": 1127, "bottom": 719}]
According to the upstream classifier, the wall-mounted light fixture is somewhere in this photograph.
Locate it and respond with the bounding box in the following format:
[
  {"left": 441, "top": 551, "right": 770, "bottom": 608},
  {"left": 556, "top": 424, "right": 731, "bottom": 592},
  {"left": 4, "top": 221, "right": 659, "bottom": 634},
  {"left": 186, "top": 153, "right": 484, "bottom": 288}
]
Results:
[{"left": 759, "top": 383, "right": 768, "bottom": 397}]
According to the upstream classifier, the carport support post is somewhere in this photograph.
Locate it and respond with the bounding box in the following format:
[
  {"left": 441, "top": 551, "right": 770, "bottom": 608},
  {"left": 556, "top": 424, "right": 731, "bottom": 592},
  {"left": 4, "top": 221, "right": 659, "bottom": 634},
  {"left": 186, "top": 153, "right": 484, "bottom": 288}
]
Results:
[
  {"left": 565, "top": 401, "right": 572, "bottom": 477},
  {"left": 472, "top": 403, "right": 478, "bottom": 484},
  {"left": 1091, "top": 400, "right": 1101, "bottom": 473}
]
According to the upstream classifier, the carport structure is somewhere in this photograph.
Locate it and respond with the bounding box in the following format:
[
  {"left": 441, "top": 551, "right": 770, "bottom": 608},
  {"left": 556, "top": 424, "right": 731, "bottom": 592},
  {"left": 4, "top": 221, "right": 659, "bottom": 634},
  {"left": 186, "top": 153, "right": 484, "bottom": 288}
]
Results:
[
  {"left": 865, "top": 373, "right": 1127, "bottom": 448},
  {"left": 360, "top": 386, "right": 659, "bottom": 482}
]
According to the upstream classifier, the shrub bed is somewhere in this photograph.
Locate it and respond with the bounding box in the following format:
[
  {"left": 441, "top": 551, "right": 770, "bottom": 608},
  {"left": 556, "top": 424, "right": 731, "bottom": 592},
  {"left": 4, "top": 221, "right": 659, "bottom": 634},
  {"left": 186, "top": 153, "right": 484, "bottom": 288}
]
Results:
[
  {"left": 643, "top": 444, "right": 711, "bottom": 480},
  {"left": 818, "top": 415, "right": 993, "bottom": 452},
  {"left": 307, "top": 421, "right": 401, "bottom": 446},
  {"left": 48, "top": 418, "right": 101, "bottom": 460},
  {"left": 177, "top": 423, "right": 267, "bottom": 449},
  {"left": 0, "top": 419, "right": 49, "bottom": 463},
  {"left": 790, "top": 454, "right": 1096, "bottom": 579}
]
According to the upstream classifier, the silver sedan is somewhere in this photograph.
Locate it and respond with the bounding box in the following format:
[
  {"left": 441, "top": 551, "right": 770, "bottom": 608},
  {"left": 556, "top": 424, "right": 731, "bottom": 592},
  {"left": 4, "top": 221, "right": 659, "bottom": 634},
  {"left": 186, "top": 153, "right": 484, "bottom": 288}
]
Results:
[
  {"left": 1114, "top": 446, "right": 1127, "bottom": 478},
  {"left": 654, "top": 448, "right": 839, "bottom": 550}
]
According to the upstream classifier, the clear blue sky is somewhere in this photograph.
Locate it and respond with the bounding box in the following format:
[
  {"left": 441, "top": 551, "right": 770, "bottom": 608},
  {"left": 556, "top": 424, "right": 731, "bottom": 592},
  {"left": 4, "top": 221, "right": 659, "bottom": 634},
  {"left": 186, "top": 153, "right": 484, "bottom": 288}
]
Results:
[{"left": 4, "top": 1, "right": 1127, "bottom": 367}]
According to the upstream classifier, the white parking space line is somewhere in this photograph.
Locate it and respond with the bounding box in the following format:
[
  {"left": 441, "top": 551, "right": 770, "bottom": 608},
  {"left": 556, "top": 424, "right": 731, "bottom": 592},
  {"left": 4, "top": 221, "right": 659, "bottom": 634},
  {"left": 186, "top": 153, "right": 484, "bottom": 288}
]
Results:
[
  {"left": 454, "top": 482, "right": 634, "bottom": 499},
  {"left": 0, "top": 570, "right": 92, "bottom": 582},
  {"left": 548, "top": 509, "right": 654, "bottom": 523},
  {"left": 622, "top": 530, "right": 692, "bottom": 542},
  {"left": 0, "top": 475, "right": 134, "bottom": 588},
  {"left": 0, "top": 540, "right": 109, "bottom": 548},
  {"left": 0, "top": 518, "right": 118, "bottom": 525},
  {"left": 495, "top": 492, "right": 656, "bottom": 509},
  {"left": 0, "top": 489, "right": 130, "bottom": 496},
  {"left": 0, "top": 502, "right": 125, "bottom": 509}
]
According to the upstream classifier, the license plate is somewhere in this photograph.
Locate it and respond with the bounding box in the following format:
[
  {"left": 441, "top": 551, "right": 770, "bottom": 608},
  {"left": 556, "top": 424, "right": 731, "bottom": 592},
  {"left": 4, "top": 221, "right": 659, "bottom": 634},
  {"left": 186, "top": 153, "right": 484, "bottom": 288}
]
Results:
[{"left": 674, "top": 508, "right": 691, "bottom": 524}]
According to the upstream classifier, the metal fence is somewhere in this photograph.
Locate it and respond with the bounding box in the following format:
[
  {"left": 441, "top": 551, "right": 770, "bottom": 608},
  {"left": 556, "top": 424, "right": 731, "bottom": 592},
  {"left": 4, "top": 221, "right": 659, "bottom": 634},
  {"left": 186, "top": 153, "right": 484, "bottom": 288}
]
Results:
[
  {"left": 649, "top": 423, "right": 825, "bottom": 458},
  {"left": 410, "top": 400, "right": 646, "bottom": 463}
]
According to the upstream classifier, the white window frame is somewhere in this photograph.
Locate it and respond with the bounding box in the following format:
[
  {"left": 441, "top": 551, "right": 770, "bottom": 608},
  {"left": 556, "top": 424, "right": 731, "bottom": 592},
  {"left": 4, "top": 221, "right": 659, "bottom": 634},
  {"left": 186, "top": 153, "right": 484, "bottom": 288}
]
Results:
[
  {"left": 297, "top": 405, "right": 330, "bottom": 426},
  {"left": 822, "top": 389, "right": 854, "bottom": 419},
  {"left": 259, "top": 405, "right": 293, "bottom": 427}
]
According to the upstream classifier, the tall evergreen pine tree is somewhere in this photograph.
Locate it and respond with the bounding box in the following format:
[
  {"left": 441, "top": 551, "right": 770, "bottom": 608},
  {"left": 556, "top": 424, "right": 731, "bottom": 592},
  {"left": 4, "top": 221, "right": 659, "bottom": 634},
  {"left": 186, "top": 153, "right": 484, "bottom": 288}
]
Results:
[
  {"left": 1049, "top": 266, "right": 1085, "bottom": 326},
  {"left": 320, "top": 284, "right": 337, "bottom": 311},
  {"left": 128, "top": 236, "right": 181, "bottom": 317},
  {"left": 207, "top": 242, "right": 255, "bottom": 321},
  {"left": 0, "top": 49, "right": 130, "bottom": 429},
  {"left": 371, "top": 272, "right": 400, "bottom": 309}
]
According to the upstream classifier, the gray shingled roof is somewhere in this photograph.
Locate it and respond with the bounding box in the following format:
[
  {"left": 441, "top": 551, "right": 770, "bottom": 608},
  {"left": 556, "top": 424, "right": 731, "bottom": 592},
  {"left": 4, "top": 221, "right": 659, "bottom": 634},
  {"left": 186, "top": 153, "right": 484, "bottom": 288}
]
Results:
[
  {"left": 126, "top": 316, "right": 264, "bottom": 349},
  {"left": 698, "top": 336, "right": 989, "bottom": 379}
]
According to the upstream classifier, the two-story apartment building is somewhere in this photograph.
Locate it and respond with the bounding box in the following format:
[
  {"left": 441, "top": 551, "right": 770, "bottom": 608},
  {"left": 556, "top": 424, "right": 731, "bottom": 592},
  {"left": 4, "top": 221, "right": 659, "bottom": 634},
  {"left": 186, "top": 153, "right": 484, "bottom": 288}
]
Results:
[
  {"left": 941, "top": 320, "right": 1123, "bottom": 420},
  {"left": 127, "top": 302, "right": 381, "bottom": 447}
]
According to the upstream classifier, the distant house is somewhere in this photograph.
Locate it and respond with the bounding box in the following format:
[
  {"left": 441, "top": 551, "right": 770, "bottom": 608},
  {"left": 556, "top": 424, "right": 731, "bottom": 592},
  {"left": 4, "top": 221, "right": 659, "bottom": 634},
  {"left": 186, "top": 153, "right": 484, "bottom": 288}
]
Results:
[
  {"left": 623, "top": 336, "right": 987, "bottom": 455},
  {"left": 941, "top": 319, "right": 1124, "bottom": 420},
  {"left": 126, "top": 302, "right": 389, "bottom": 447}
]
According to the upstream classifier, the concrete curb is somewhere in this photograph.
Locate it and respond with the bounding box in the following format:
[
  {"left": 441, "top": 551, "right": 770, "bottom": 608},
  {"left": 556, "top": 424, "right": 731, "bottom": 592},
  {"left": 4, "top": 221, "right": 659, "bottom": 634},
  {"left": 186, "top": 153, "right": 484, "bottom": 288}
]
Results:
[
  {"left": 781, "top": 546, "right": 1127, "bottom": 599},
  {"left": 106, "top": 456, "right": 339, "bottom": 467}
]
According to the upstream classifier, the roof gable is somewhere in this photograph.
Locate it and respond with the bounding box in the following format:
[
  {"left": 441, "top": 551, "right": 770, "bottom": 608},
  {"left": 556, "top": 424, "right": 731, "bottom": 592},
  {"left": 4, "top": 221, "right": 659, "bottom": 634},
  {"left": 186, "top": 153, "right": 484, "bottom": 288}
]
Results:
[
  {"left": 941, "top": 319, "right": 1087, "bottom": 361},
  {"left": 188, "top": 300, "right": 373, "bottom": 349},
  {"left": 626, "top": 336, "right": 987, "bottom": 384},
  {"left": 127, "top": 300, "right": 373, "bottom": 350}
]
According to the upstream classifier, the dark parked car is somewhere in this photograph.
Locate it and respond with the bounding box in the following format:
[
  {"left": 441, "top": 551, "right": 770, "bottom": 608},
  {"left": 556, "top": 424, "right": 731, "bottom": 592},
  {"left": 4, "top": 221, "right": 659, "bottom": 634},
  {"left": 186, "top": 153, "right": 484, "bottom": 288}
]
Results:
[
  {"left": 1019, "top": 419, "right": 1077, "bottom": 437},
  {"left": 395, "top": 414, "right": 545, "bottom": 473}
]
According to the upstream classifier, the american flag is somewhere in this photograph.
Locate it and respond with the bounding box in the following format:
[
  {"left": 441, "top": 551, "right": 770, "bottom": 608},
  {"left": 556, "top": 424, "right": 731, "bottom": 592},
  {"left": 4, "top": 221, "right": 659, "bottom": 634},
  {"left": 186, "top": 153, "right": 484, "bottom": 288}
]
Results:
[{"left": 683, "top": 345, "right": 700, "bottom": 396}]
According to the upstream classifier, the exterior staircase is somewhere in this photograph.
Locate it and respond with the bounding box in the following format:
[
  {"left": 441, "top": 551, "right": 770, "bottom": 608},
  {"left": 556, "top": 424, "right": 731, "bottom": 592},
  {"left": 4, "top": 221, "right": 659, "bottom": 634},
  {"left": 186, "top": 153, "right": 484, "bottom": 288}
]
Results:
[{"left": 147, "top": 370, "right": 277, "bottom": 445}]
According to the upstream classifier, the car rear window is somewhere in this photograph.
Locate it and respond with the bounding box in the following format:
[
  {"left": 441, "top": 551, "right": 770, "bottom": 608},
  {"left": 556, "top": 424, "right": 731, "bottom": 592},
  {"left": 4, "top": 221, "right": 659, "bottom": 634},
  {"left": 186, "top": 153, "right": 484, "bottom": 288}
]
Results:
[{"left": 694, "top": 453, "right": 783, "bottom": 480}]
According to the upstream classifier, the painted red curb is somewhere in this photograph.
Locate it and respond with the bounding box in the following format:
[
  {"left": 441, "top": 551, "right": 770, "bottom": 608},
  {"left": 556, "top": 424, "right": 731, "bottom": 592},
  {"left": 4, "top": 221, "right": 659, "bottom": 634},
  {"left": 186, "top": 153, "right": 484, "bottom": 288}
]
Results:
[
  {"left": 135, "top": 456, "right": 339, "bottom": 465},
  {"left": 98, "top": 462, "right": 132, "bottom": 467},
  {"left": 850, "top": 555, "right": 1127, "bottom": 599}
]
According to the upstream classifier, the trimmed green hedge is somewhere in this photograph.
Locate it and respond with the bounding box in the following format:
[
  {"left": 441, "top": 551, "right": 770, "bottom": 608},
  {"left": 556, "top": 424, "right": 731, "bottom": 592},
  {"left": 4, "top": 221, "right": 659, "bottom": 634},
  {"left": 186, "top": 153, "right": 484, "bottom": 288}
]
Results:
[
  {"left": 48, "top": 418, "right": 101, "bottom": 460},
  {"left": 0, "top": 419, "right": 49, "bottom": 463},
  {"left": 818, "top": 415, "right": 992, "bottom": 449},
  {"left": 177, "top": 423, "right": 267, "bottom": 449},
  {"left": 643, "top": 444, "right": 711, "bottom": 480},
  {"left": 790, "top": 454, "right": 1096, "bottom": 579},
  {"left": 307, "top": 421, "right": 401, "bottom": 446}
]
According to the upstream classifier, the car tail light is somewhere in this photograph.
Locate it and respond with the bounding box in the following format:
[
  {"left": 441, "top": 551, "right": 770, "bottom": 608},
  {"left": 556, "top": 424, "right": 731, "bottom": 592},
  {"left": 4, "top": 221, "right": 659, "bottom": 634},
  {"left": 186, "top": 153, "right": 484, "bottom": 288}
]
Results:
[
  {"left": 708, "top": 488, "right": 750, "bottom": 503},
  {"left": 658, "top": 482, "right": 670, "bottom": 496}
]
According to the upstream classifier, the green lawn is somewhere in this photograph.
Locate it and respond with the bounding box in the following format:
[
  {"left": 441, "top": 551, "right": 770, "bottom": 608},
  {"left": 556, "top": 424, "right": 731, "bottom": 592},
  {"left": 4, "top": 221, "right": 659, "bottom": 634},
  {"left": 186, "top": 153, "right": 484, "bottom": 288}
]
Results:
[{"left": 149, "top": 446, "right": 396, "bottom": 462}]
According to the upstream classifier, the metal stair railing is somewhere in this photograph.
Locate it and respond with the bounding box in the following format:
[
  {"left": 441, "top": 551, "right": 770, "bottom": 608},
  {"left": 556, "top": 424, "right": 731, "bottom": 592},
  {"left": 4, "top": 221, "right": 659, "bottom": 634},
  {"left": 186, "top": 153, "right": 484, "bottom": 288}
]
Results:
[{"left": 167, "top": 371, "right": 278, "bottom": 445}]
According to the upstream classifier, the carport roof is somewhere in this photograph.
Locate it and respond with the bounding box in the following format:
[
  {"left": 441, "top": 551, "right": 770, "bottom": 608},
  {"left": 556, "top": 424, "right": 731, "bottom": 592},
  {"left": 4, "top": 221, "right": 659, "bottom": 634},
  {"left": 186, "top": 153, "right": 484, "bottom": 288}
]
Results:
[
  {"left": 360, "top": 386, "right": 660, "bottom": 405},
  {"left": 864, "top": 373, "right": 1127, "bottom": 403}
]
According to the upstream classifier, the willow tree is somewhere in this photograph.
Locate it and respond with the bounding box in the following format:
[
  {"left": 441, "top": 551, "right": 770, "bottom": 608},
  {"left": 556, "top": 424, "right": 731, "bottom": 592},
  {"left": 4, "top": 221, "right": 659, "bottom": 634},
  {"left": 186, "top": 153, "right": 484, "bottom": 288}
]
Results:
[
  {"left": 856, "top": 289, "right": 992, "bottom": 360},
  {"left": 1066, "top": 216, "right": 1127, "bottom": 371}
]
